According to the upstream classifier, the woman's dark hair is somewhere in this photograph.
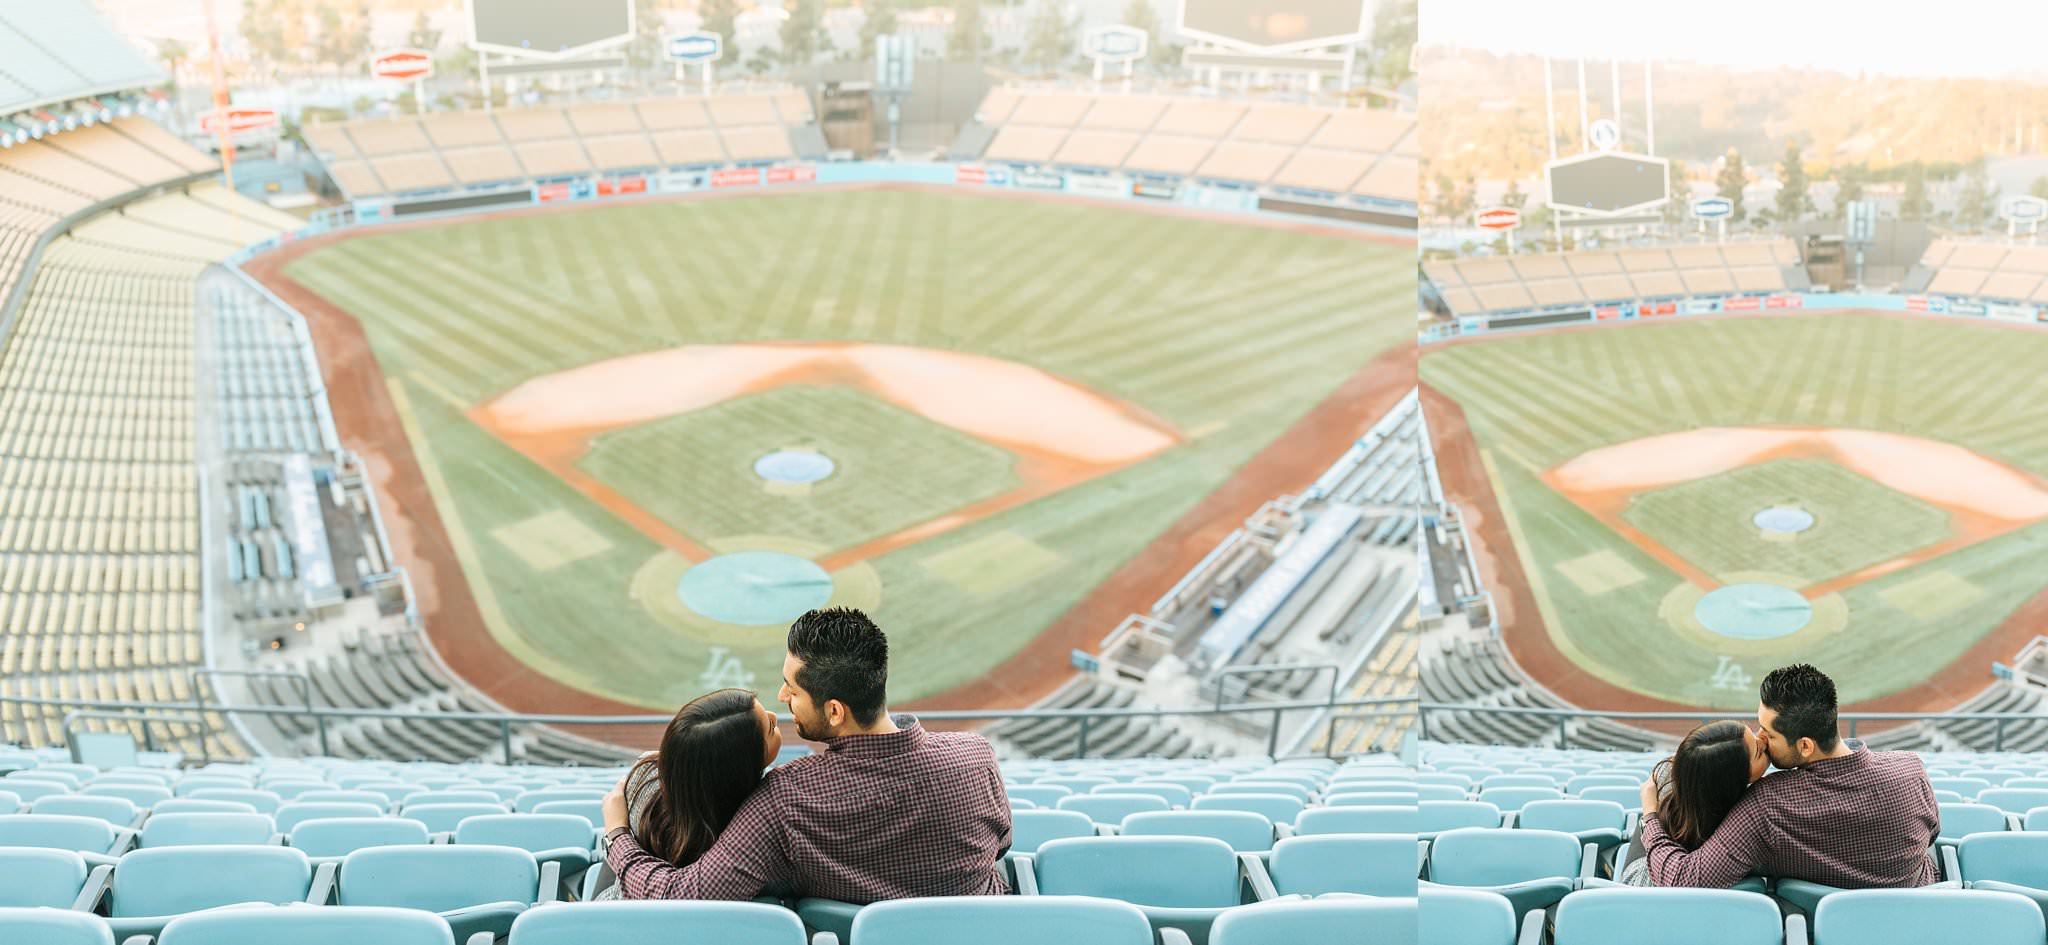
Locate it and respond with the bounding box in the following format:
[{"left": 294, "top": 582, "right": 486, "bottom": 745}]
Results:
[
  {"left": 1653, "top": 719, "right": 1753, "bottom": 851},
  {"left": 626, "top": 688, "right": 766, "bottom": 866}
]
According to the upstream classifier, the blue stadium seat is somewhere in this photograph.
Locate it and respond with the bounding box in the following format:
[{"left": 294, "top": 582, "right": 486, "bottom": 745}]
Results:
[
  {"left": 1208, "top": 897, "right": 1411, "bottom": 945},
  {"left": 1516, "top": 800, "right": 1629, "bottom": 850},
  {"left": 1260, "top": 835, "right": 1414, "bottom": 897},
  {"left": 1959, "top": 832, "right": 2048, "bottom": 916},
  {"left": 32, "top": 795, "right": 141, "bottom": 828},
  {"left": 186, "top": 789, "right": 283, "bottom": 815},
  {"left": 0, "top": 814, "right": 129, "bottom": 865},
  {"left": 1978, "top": 789, "right": 2048, "bottom": 817},
  {"left": 80, "top": 783, "right": 171, "bottom": 807},
  {"left": 1029, "top": 836, "right": 1252, "bottom": 945},
  {"left": 0, "top": 790, "right": 18, "bottom": 814},
  {"left": 139, "top": 812, "right": 277, "bottom": 847},
  {"left": 1479, "top": 774, "right": 1558, "bottom": 791},
  {"left": 1202, "top": 783, "right": 1314, "bottom": 804},
  {"left": 510, "top": 789, "right": 607, "bottom": 813},
  {"left": 530, "top": 799, "right": 603, "bottom": 829},
  {"left": 454, "top": 814, "right": 597, "bottom": 873},
  {"left": 1575, "top": 786, "right": 1642, "bottom": 810},
  {"left": 1419, "top": 773, "right": 1476, "bottom": 791},
  {"left": 152, "top": 799, "right": 261, "bottom": 816},
  {"left": 0, "top": 848, "right": 105, "bottom": 909},
  {"left": 1567, "top": 774, "right": 1643, "bottom": 795},
  {"left": 1007, "top": 785, "right": 1073, "bottom": 808},
  {"left": 1475, "top": 787, "right": 1564, "bottom": 812},
  {"left": 1419, "top": 888, "right": 1519, "bottom": 945},
  {"left": 1119, "top": 811, "right": 1275, "bottom": 853},
  {"left": 298, "top": 790, "right": 396, "bottom": 809},
  {"left": 1189, "top": 793, "right": 1305, "bottom": 827},
  {"left": 354, "top": 784, "right": 422, "bottom": 804},
  {"left": 1055, "top": 793, "right": 1170, "bottom": 827},
  {"left": 276, "top": 802, "right": 389, "bottom": 834},
  {"left": 1294, "top": 806, "right": 1415, "bottom": 836},
  {"left": 1093, "top": 783, "right": 1193, "bottom": 808},
  {"left": 0, "top": 908, "right": 112, "bottom": 945},
  {"left": 9, "top": 770, "right": 83, "bottom": 790},
  {"left": 1037, "top": 776, "right": 1117, "bottom": 793},
  {"left": 850, "top": 895, "right": 1155, "bottom": 945},
  {"left": 1931, "top": 778, "right": 1992, "bottom": 801},
  {"left": 1554, "top": 887, "right": 1787, "bottom": 945},
  {"left": 106, "top": 845, "right": 319, "bottom": 941},
  {"left": 1938, "top": 801, "right": 2010, "bottom": 846},
  {"left": 402, "top": 790, "right": 504, "bottom": 808},
  {"left": 262, "top": 780, "right": 341, "bottom": 801},
  {"left": 1010, "top": 810, "right": 1099, "bottom": 854},
  {"left": 1421, "top": 800, "right": 1504, "bottom": 837},
  {"left": 290, "top": 818, "right": 433, "bottom": 861},
  {"left": 1413, "top": 784, "right": 1470, "bottom": 802},
  {"left": 402, "top": 802, "right": 513, "bottom": 834},
  {"left": 1812, "top": 888, "right": 2043, "bottom": 945},
  {"left": 336, "top": 844, "right": 547, "bottom": 940},
  {"left": 171, "top": 777, "right": 252, "bottom": 797},
  {"left": 510, "top": 901, "right": 803, "bottom": 945},
  {"left": 1011, "top": 799, "right": 1038, "bottom": 810},
  {"left": 158, "top": 905, "right": 455, "bottom": 945},
  {"left": 1147, "top": 776, "right": 1220, "bottom": 795},
  {"left": 1424, "top": 827, "right": 1585, "bottom": 914}
]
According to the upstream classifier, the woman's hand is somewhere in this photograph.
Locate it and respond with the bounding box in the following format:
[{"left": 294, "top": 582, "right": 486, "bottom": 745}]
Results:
[
  {"left": 1638, "top": 777, "right": 1660, "bottom": 815},
  {"left": 603, "top": 772, "right": 631, "bottom": 833}
]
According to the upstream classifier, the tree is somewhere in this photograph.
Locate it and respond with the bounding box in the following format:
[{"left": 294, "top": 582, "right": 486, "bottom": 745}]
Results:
[
  {"left": 1366, "top": 0, "right": 1416, "bottom": 89},
  {"left": 783, "top": 0, "right": 826, "bottom": 69},
  {"left": 405, "top": 10, "right": 441, "bottom": 51},
  {"left": 1715, "top": 147, "right": 1748, "bottom": 222},
  {"left": 240, "top": 0, "right": 299, "bottom": 66},
  {"left": 947, "top": 0, "right": 981, "bottom": 61},
  {"left": 314, "top": 4, "right": 371, "bottom": 71},
  {"left": 628, "top": 3, "right": 666, "bottom": 71},
  {"left": 1834, "top": 167, "right": 1865, "bottom": 218},
  {"left": 1901, "top": 162, "right": 1929, "bottom": 221},
  {"left": 1499, "top": 179, "right": 1526, "bottom": 212},
  {"left": 1955, "top": 171, "right": 1995, "bottom": 227},
  {"left": 2032, "top": 175, "right": 2048, "bottom": 199},
  {"left": 700, "top": 0, "right": 740, "bottom": 58},
  {"left": 1774, "top": 140, "right": 1815, "bottom": 222},
  {"left": 156, "top": 38, "right": 189, "bottom": 86},
  {"left": 1023, "top": 0, "right": 1072, "bottom": 73},
  {"left": 860, "top": 0, "right": 901, "bottom": 60},
  {"left": 1120, "top": 0, "right": 1160, "bottom": 68}
]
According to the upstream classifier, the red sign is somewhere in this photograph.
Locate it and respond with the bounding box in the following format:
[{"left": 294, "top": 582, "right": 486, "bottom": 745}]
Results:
[
  {"left": 198, "top": 108, "right": 278, "bottom": 135},
  {"left": 1765, "top": 294, "right": 1803, "bottom": 309},
  {"left": 956, "top": 165, "right": 988, "bottom": 185},
  {"left": 1595, "top": 306, "right": 1621, "bottom": 320},
  {"left": 766, "top": 165, "right": 817, "bottom": 185},
  {"left": 536, "top": 183, "right": 570, "bottom": 202},
  {"left": 373, "top": 49, "right": 434, "bottom": 81},
  {"left": 712, "top": 168, "right": 762, "bottom": 188},
  {"left": 596, "top": 177, "right": 647, "bottom": 196},
  {"left": 1475, "top": 206, "right": 1521, "bottom": 230},
  {"left": 1724, "top": 296, "right": 1761, "bottom": 311},
  {"left": 1906, "top": 296, "right": 1929, "bottom": 312}
]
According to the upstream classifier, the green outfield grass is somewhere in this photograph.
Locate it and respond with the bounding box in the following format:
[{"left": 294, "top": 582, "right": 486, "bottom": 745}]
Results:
[
  {"left": 1622, "top": 459, "right": 1952, "bottom": 585},
  {"left": 288, "top": 189, "right": 1412, "bottom": 708},
  {"left": 1422, "top": 315, "right": 2048, "bottom": 707}
]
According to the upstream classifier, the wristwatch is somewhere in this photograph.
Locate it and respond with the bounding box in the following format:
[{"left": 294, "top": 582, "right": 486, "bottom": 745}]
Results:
[{"left": 605, "top": 826, "right": 634, "bottom": 847}]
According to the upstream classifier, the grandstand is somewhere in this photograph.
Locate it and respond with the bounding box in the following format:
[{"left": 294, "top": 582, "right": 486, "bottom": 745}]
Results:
[
  {"left": 1422, "top": 238, "right": 1806, "bottom": 320},
  {"left": 961, "top": 87, "right": 1416, "bottom": 206},
  {"left": 1908, "top": 237, "right": 2048, "bottom": 309},
  {"left": 300, "top": 91, "right": 824, "bottom": 199}
]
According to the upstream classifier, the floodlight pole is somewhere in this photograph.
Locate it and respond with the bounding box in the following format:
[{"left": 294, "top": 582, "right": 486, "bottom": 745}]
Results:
[
  {"left": 1576, "top": 58, "right": 1588, "bottom": 152},
  {"left": 1542, "top": 58, "right": 1557, "bottom": 160},
  {"left": 479, "top": 53, "right": 491, "bottom": 113},
  {"left": 1644, "top": 61, "right": 1655, "bottom": 155},
  {"left": 1610, "top": 60, "right": 1620, "bottom": 138}
]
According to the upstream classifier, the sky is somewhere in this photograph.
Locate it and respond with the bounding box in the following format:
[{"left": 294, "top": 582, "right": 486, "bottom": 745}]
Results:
[{"left": 1421, "top": 0, "right": 2048, "bottom": 80}]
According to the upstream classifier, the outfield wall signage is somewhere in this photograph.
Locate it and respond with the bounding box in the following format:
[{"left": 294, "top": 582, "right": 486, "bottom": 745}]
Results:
[
  {"left": 766, "top": 165, "right": 818, "bottom": 185},
  {"left": 1949, "top": 301, "right": 1987, "bottom": 316},
  {"left": 954, "top": 164, "right": 988, "bottom": 185},
  {"left": 1066, "top": 175, "right": 1129, "bottom": 199},
  {"left": 1014, "top": 171, "right": 1066, "bottom": 190},
  {"left": 1685, "top": 299, "right": 1720, "bottom": 315},
  {"left": 1133, "top": 181, "right": 1178, "bottom": 200},
  {"left": 537, "top": 182, "right": 571, "bottom": 202},
  {"left": 656, "top": 171, "right": 707, "bottom": 192},
  {"left": 1723, "top": 296, "right": 1762, "bottom": 311},
  {"left": 1765, "top": 294, "right": 1803, "bottom": 309},
  {"left": 713, "top": 167, "right": 763, "bottom": 188},
  {"left": 596, "top": 176, "right": 646, "bottom": 196},
  {"left": 1905, "top": 295, "right": 1929, "bottom": 312},
  {"left": 1595, "top": 305, "right": 1622, "bottom": 320}
]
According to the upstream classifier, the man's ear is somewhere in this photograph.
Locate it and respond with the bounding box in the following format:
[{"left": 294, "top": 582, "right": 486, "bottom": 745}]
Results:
[
  {"left": 825, "top": 699, "right": 846, "bottom": 728},
  {"left": 1796, "top": 737, "right": 1816, "bottom": 759}
]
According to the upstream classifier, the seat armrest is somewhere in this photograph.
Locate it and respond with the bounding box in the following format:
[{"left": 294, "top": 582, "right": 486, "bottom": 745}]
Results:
[
  {"left": 811, "top": 934, "right": 840, "bottom": 945},
  {"left": 1275, "top": 824, "right": 1294, "bottom": 839},
  {"left": 1158, "top": 930, "right": 1195, "bottom": 945},
  {"left": 1239, "top": 852, "right": 1279, "bottom": 902},
  {"left": 1417, "top": 839, "right": 1429, "bottom": 877},
  {"left": 1501, "top": 811, "right": 1519, "bottom": 828},
  {"left": 1012, "top": 854, "right": 1040, "bottom": 896},
  {"left": 1784, "top": 914, "right": 1809, "bottom": 945},
  {"left": 538, "top": 860, "right": 562, "bottom": 904},
  {"left": 307, "top": 861, "right": 338, "bottom": 904},
  {"left": 2007, "top": 814, "right": 2023, "bottom": 833},
  {"left": 117, "top": 937, "right": 152, "bottom": 945},
  {"left": 1940, "top": 845, "right": 1960, "bottom": 882},
  {"left": 1516, "top": 908, "right": 1546, "bottom": 945},
  {"left": 110, "top": 827, "right": 138, "bottom": 858},
  {"left": 1578, "top": 842, "right": 1600, "bottom": 882},
  {"left": 73, "top": 863, "right": 113, "bottom": 912},
  {"left": 465, "top": 934, "right": 495, "bottom": 945}
]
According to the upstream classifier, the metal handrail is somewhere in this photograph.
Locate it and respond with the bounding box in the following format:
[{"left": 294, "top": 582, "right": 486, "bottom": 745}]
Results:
[
  {"left": 1211, "top": 663, "right": 1342, "bottom": 712},
  {"left": 1418, "top": 701, "right": 2048, "bottom": 752},
  {"left": 191, "top": 670, "right": 319, "bottom": 763}
]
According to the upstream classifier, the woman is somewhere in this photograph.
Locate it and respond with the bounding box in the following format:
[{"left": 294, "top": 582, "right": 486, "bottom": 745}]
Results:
[
  {"left": 593, "top": 688, "right": 782, "bottom": 899},
  {"left": 1620, "top": 718, "right": 1770, "bottom": 885}
]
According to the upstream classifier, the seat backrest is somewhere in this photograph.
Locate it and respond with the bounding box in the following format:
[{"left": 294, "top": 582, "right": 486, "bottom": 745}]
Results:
[
  {"left": 1427, "top": 828, "right": 1582, "bottom": 887},
  {"left": 1937, "top": 802, "right": 2008, "bottom": 843},
  {"left": 1976, "top": 789, "right": 2048, "bottom": 816},
  {"left": 1010, "top": 810, "right": 1098, "bottom": 854},
  {"left": 79, "top": 783, "right": 171, "bottom": 807},
  {"left": 1418, "top": 888, "right": 1515, "bottom": 945},
  {"left": 530, "top": 799, "right": 604, "bottom": 829},
  {"left": 1475, "top": 787, "right": 1564, "bottom": 812},
  {"left": 1206, "top": 782, "right": 1314, "bottom": 803},
  {"left": 1517, "top": 800, "right": 1627, "bottom": 833},
  {"left": 1119, "top": 811, "right": 1275, "bottom": 853},
  {"left": 1053, "top": 793, "right": 1169, "bottom": 826},
  {"left": 1418, "top": 773, "right": 1475, "bottom": 791},
  {"left": 276, "top": 802, "right": 388, "bottom": 834},
  {"left": 1189, "top": 793, "right": 1305, "bottom": 826},
  {"left": 1210, "top": 897, "right": 1411, "bottom": 945},
  {"left": 1574, "top": 786, "right": 1642, "bottom": 810},
  {"left": 1007, "top": 785, "right": 1074, "bottom": 808},
  {"left": 1555, "top": 887, "right": 1782, "bottom": 945},
  {"left": 0, "top": 848, "right": 90, "bottom": 908},
  {"left": 1092, "top": 783, "right": 1194, "bottom": 808},
  {"left": 1037, "top": 777, "right": 1115, "bottom": 793},
  {"left": 402, "top": 790, "right": 503, "bottom": 808},
  {"left": 401, "top": 803, "right": 512, "bottom": 834},
  {"left": 1959, "top": 832, "right": 2048, "bottom": 887},
  {"left": 140, "top": 812, "right": 277, "bottom": 848},
  {"left": 2004, "top": 778, "right": 2048, "bottom": 791},
  {"left": 851, "top": 895, "right": 1154, "bottom": 945},
  {"left": 111, "top": 846, "right": 313, "bottom": 918},
  {"left": 453, "top": 814, "right": 593, "bottom": 854},
  {"left": 1413, "top": 784, "right": 1470, "bottom": 802},
  {"left": 152, "top": 799, "right": 260, "bottom": 816},
  {"left": 291, "top": 818, "right": 433, "bottom": 859},
  {"left": 510, "top": 789, "right": 607, "bottom": 813},
  {"left": 158, "top": 905, "right": 455, "bottom": 945},
  {"left": 0, "top": 790, "right": 18, "bottom": 815},
  {"left": 1294, "top": 806, "right": 1416, "bottom": 836},
  {"left": 1930, "top": 778, "right": 1991, "bottom": 801},
  {"left": 186, "top": 789, "right": 283, "bottom": 815},
  {"left": 1030, "top": 836, "right": 1240, "bottom": 908},
  {"left": 509, "top": 900, "right": 803, "bottom": 945},
  {"left": 298, "top": 790, "right": 395, "bottom": 808},
  {"left": 338, "top": 845, "right": 539, "bottom": 912},
  {"left": 33, "top": 795, "right": 139, "bottom": 826},
  {"left": 1420, "top": 801, "right": 1503, "bottom": 833},
  {"left": 1479, "top": 774, "right": 1556, "bottom": 791},
  {"left": 1812, "top": 888, "right": 2044, "bottom": 945},
  {"left": 1325, "top": 792, "right": 1421, "bottom": 807},
  {"left": 0, "top": 814, "right": 118, "bottom": 856},
  {"left": 0, "top": 908, "right": 113, "bottom": 945},
  {"left": 9, "top": 771, "right": 82, "bottom": 790},
  {"left": 1268, "top": 835, "right": 1413, "bottom": 897},
  {"left": 1566, "top": 774, "right": 1642, "bottom": 795},
  {"left": 172, "top": 777, "right": 253, "bottom": 797},
  {"left": 262, "top": 781, "right": 340, "bottom": 801}
]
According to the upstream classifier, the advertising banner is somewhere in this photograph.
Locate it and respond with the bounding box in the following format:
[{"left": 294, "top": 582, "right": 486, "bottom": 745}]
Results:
[
  {"left": 1595, "top": 305, "right": 1622, "bottom": 320},
  {"left": 1132, "top": 181, "right": 1178, "bottom": 200},
  {"left": 1928, "top": 297, "right": 1949, "bottom": 313},
  {"left": 1987, "top": 302, "right": 2038, "bottom": 323},
  {"left": 1949, "top": 301, "right": 1987, "bottom": 316},
  {"left": 1460, "top": 318, "right": 1488, "bottom": 334},
  {"left": 766, "top": 165, "right": 818, "bottom": 185},
  {"left": 596, "top": 176, "right": 648, "bottom": 196},
  {"left": 537, "top": 182, "right": 571, "bottom": 202},
  {"left": 955, "top": 164, "right": 988, "bottom": 185},
  {"left": 1765, "top": 294, "right": 1803, "bottom": 309},
  {"left": 1905, "top": 295, "right": 1929, "bottom": 312},
  {"left": 712, "top": 167, "right": 763, "bottom": 188},
  {"left": 1014, "top": 170, "right": 1066, "bottom": 190},
  {"left": 1685, "top": 299, "right": 1719, "bottom": 315},
  {"left": 1180, "top": 186, "right": 1261, "bottom": 213},
  {"left": 1066, "top": 174, "right": 1129, "bottom": 199},
  {"left": 1724, "top": 296, "right": 1762, "bottom": 311},
  {"left": 657, "top": 171, "right": 707, "bottom": 193}
]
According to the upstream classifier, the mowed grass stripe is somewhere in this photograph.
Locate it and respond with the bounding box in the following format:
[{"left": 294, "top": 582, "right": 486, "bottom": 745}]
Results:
[
  {"left": 998, "top": 210, "right": 1205, "bottom": 349},
  {"left": 286, "top": 261, "right": 497, "bottom": 393}
]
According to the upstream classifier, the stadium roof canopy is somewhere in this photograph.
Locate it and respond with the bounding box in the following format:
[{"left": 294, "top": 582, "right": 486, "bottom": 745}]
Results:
[{"left": 0, "top": 1, "right": 163, "bottom": 116}]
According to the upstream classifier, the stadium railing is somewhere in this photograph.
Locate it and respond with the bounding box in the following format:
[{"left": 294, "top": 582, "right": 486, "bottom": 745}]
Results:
[{"left": 1419, "top": 702, "right": 2048, "bottom": 752}]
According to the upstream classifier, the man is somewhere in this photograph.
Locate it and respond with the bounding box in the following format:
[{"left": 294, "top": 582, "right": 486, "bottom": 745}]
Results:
[
  {"left": 1641, "top": 663, "right": 1939, "bottom": 890},
  {"left": 602, "top": 607, "right": 1012, "bottom": 901}
]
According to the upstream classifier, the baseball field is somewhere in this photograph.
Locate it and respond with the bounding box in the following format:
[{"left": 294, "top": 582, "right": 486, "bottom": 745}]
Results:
[
  {"left": 259, "top": 186, "right": 1414, "bottom": 713},
  {"left": 1422, "top": 313, "right": 2048, "bottom": 709}
]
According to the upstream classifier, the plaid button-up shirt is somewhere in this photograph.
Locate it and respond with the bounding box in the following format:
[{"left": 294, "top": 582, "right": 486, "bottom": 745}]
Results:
[
  {"left": 607, "top": 715, "right": 1013, "bottom": 901},
  {"left": 1644, "top": 741, "right": 1939, "bottom": 889}
]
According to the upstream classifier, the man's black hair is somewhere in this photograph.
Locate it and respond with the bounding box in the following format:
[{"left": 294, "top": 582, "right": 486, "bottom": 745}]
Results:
[
  {"left": 787, "top": 607, "right": 889, "bottom": 726},
  {"left": 1760, "top": 663, "right": 1839, "bottom": 751}
]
